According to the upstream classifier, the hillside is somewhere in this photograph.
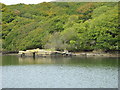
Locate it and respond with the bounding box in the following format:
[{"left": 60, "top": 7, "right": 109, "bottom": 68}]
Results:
[{"left": 1, "top": 2, "right": 119, "bottom": 52}]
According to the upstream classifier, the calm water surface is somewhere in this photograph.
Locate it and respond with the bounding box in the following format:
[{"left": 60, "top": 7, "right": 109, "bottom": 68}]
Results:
[{"left": 2, "top": 55, "right": 118, "bottom": 88}]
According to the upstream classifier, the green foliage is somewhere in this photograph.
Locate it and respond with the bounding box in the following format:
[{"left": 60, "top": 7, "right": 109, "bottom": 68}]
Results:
[
  {"left": 2, "top": 2, "right": 119, "bottom": 51},
  {"left": 92, "top": 6, "right": 110, "bottom": 18}
]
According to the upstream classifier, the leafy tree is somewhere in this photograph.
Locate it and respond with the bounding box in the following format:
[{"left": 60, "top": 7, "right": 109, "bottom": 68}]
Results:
[{"left": 2, "top": 2, "right": 119, "bottom": 52}]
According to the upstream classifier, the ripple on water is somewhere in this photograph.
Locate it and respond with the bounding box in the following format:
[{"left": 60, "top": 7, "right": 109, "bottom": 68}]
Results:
[{"left": 2, "top": 64, "right": 118, "bottom": 88}]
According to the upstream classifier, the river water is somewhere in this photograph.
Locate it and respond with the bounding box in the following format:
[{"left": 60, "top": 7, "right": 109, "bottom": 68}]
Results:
[{"left": 1, "top": 55, "right": 118, "bottom": 88}]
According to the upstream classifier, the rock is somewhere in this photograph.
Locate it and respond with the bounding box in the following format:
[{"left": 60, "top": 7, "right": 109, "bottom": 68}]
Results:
[
  {"left": 92, "top": 49, "right": 105, "bottom": 54},
  {"left": 18, "top": 48, "right": 73, "bottom": 57}
]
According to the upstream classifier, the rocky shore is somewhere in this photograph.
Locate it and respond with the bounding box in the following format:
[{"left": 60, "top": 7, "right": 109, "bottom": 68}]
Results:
[
  {"left": 17, "top": 48, "right": 119, "bottom": 57},
  {"left": 1, "top": 48, "right": 119, "bottom": 57},
  {"left": 74, "top": 52, "right": 119, "bottom": 57},
  {"left": 18, "top": 48, "right": 73, "bottom": 57}
]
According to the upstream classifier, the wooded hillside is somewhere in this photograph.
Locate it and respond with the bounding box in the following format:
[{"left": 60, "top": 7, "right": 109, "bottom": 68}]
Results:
[{"left": 1, "top": 2, "right": 119, "bottom": 51}]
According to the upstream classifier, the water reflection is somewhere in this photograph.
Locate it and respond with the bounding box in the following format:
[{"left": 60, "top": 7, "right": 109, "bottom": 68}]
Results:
[
  {"left": 2, "top": 55, "right": 118, "bottom": 88},
  {"left": 2, "top": 55, "right": 118, "bottom": 67}
]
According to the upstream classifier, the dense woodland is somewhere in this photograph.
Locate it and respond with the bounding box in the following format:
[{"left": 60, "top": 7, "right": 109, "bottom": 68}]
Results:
[{"left": 1, "top": 2, "right": 119, "bottom": 52}]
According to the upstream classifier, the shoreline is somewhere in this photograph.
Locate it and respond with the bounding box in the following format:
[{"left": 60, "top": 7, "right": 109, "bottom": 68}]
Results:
[
  {"left": 73, "top": 52, "right": 120, "bottom": 57},
  {"left": 1, "top": 51, "right": 18, "bottom": 55},
  {"left": 1, "top": 51, "right": 120, "bottom": 57}
]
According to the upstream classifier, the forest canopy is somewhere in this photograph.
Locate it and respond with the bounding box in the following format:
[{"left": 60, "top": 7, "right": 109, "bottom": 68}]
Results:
[{"left": 1, "top": 2, "right": 119, "bottom": 52}]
